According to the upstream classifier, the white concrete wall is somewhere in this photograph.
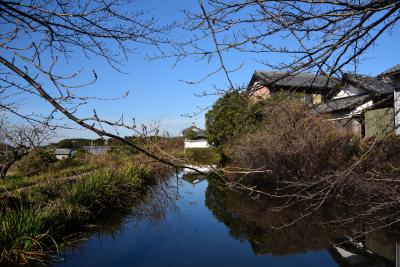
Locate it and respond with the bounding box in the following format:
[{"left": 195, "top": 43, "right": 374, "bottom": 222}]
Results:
[
  {"left": 333, "top": 85, "right": 367, "bottom": 99},
  {"left": 184, "top": 139, "right": 210, "bottom": 149},
  {"left": 395, "top": 91, "right": 400, "bottom": 135},
  {"left": 350, "top": 100, "right": 373, "bottom": 116}
]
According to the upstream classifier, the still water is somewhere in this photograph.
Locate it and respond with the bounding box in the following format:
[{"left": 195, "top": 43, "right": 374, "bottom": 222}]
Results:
[{"left": 50, "top": 174, "right": 397, "bottom": 267}]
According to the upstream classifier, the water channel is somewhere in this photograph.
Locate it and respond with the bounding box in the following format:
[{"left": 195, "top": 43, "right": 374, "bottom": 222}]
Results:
[{"left": 47, "top": 174, "right": 398, "bottom": 267}]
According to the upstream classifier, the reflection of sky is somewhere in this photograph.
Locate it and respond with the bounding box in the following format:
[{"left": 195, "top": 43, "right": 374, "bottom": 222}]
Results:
[{"left": 51, "top": 178, "right": 339, "bottom": 267}]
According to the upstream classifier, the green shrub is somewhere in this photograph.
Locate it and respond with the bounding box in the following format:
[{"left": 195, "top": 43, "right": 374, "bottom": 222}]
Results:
[
  {"left": 183, "top": 128, "right": 201, "bottom": 140},
  {"left": 16, "top": 149, "right": 57, "bottom": 176},
  {"left": 205, "top": 90, "right": 271, "bottom": 149}
]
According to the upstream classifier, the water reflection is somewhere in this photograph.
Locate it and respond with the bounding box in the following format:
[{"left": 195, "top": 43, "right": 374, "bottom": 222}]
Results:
[
  {"left": 205, "top": 177, "right": 398, "bottom": 266},
  {"left": 182, "top": 173, "right": 207, "bottom": 185},
  {"left": 6, "top": 174, "right": 398, "bottom": 267}
]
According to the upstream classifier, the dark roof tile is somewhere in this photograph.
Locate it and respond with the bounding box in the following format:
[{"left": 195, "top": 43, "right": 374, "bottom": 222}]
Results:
[
  {"left": 55, "top": 148, "right": 73, "bottom": 155},
  {"left": 315, "top": 94, "right": 371, "bottom": 113},
  {"left": 251, "top": 71, "right": 338, "bottom": 91},
  {"left": 344, "top": 74, "right": 396, "bottom": 95},
  {"left": 182, "top": 124, "right": 206, "bottom": 136},
  {"left": 378, "top": 64, "right": 400, "bottom": 77}
]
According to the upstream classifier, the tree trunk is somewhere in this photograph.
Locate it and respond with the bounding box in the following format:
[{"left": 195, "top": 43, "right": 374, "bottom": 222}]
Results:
[
  {"left": 0, "top": 150, "right": 28, "bottom": 179},
  {"left": 0, "top": 165, "right": 8, "bottom": 180},
  {"left": 0, "top": 161, "right": 14, "bottom": 180}
]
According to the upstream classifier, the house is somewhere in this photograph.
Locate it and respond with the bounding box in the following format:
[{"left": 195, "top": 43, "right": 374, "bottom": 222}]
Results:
[
  {"left": 182, "top": 123, "right": 210, "bottom": 149},
  {"left": 315, "top": 66, "right": 400, "bottom": 138},
  {"left": 379, "top": 64, "right": 400, "bottom": 135},
  {"left": 246, "top": 66, "right": 400, "bottom": 139},
  {"left": 83, "top": 146, "right": 110, "bottom": 155},
  {"left": 246, "top": 71, "right": 339, "bottom": 105},
  {"left": 54, "top": 148, "right": 74, "bottom": 160}
]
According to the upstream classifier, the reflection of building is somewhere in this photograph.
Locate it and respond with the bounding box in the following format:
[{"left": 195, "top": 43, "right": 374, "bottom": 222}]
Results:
[
  {"left": 204, "top": 180, "right": 398, "bottom": 266},
  {"left": 365, "top": 228, "right": 399, "bottom": 265},
  {"left": 182, "top": 173, "right": 206, "bottom": 184},
  {"left": 329, "top": 244, "right": 391, "bottom": 267}
]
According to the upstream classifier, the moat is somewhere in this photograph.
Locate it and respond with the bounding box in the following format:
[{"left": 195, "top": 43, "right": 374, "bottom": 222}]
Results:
[{"left": 45, "top": 174, "right": 398, "bottom": 267}]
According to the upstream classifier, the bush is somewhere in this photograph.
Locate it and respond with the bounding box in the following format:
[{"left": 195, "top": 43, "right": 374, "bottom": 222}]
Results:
[
  {"left": 205, "top": 90, "right": 267, "bottom": 149},
  {"left": 183, "top": 128, "right": 201, "bottom": 140},
  {"left": 227, "top": 94, "right": 359, "bottom": 181},
  {"left": 16, "top": 149, "right": 57, "bottom": 176}
]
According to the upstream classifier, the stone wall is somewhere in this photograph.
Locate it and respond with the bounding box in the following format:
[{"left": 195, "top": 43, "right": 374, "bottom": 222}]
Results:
[{"left": 365, "top": 107, "right": 395, "bottom": 139}]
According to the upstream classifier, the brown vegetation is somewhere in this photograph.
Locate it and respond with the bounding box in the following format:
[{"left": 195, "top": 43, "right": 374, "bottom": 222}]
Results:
[
  {"left": 226, "top": 96, "right": 359, "bottom": 181},
  {"left": 221, "top": 94, "right": 400, "bottom": 229}
]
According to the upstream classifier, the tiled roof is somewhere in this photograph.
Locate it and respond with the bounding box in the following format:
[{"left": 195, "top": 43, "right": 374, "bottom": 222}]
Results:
[
  {"left": 378, "top": 64, "right": 400, "bottom": 77},
  {"left": 251, "top": 71, "right": 338, "bottom": 91},
  {"left": 55, "top": 148, "right": 72, "bottom": 155},
  {"left": 344, "top": 74, "right": 396, "bottom": 95},
  {"left": 182, "top": 124, "right": 206, "bottom": 136},
  {"left": 314, "top": 94, "right": 371, "bottom": 113}
]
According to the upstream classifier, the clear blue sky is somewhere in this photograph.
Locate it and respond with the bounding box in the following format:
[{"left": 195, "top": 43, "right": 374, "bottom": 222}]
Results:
[{"left": 14, "top": 0, "right": 400, "bottom": 139}]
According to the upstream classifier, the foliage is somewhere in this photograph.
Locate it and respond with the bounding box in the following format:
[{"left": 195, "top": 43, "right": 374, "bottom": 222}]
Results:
[
  {"left": 205, "top": 90, "right": 266, "bottom": 148},
  {"left": 183, "top": 128, "right": 201, "bottom": 140},
  {"left": 52, "top": 138, "right": 106, "bottom": 149},
  {"left": 15, "top": 149, "right": 57, "bottom": 177},
  {"left": 0, "top": 205, "right": 56, "bottom": 263},
  {"left": 227, "top": 94, "right": 360, "bottom": 181},
  {"left": 0, "top": 159, "right": 170, "bottom": 264},
  {"left": 63, "top": 165, "right": 150, "bottom": 210},
  {"left": 0, "top": 117, "right": 50, "bottom": 179}
]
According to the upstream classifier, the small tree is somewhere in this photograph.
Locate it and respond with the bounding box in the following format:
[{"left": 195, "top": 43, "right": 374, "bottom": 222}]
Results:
[
  {"left": 183, "top": 128, "right": 200, "bottom": 140},
  {"left": 15, "top": 149, "right": 57, "bottom": 177},
  {"left": 0, "top": 116, "right": 49, "bottom": 179},
  {"left": 205, "top": 91, "right": 266, "bottom": 148}
]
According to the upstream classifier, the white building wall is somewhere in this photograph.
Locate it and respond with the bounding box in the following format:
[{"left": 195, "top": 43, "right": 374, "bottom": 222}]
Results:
[
  {"left": 350, "top": 100, "right": 374, "bottom": 116},
  {"left": 333, "top": 86, "right": 367, "bottom": 99},
  {"left": 395, "top": 90, "right": 400, "bottom": 135},
  {"left": 184, "top": 139, "right": 210, "bottom": 149}
]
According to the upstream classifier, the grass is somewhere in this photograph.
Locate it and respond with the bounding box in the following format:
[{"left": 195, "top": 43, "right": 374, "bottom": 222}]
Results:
[
  {"left": 0, "top": 205, "right": 57, "bottom": 263},
  {"left": 0, "top": 161, "right": 165, "bottom": 264},
  {"left": 0, "top": 164, "right": 96, "bottom": 194}
]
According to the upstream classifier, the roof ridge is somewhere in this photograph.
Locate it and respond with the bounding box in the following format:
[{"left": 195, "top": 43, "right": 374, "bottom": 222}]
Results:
[{"left": 378, "top": 64, "right": 400, "bottom": 77}]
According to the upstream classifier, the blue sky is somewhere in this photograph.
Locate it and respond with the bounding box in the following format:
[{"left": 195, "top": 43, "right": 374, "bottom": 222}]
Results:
[{"left": 7, "top": 0, "right": 400, "bottom": 139}]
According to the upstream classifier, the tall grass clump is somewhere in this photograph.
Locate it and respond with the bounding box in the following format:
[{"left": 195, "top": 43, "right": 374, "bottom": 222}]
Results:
[
  {"left": 0, "top": 205, "right": 56, "bottom": 263},
  {"left": 63, "top": 164, "right": 152, "bottom": 210},
  {"left": 0, "top": 161, "right": 165, "bottom": 264}
]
